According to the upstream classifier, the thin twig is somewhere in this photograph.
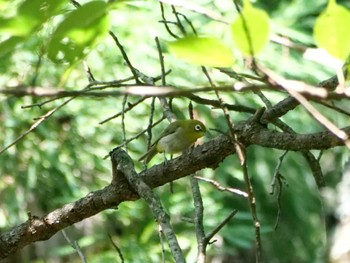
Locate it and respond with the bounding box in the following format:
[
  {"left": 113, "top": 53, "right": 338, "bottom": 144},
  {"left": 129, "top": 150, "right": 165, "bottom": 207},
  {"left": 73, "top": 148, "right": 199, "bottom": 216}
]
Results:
[
  {"left": 194, "top": 176, "right": 248, "bottom": 198},
  {"left": 155, "top": 36, "right": 176, "bottom": 122},
  {"left": 0, "top": 95, "right": 77, "bottom": 156},
  {"left": 187, "top": 94, "right": 256, "bottom": 114},
  {"left": 21, "top": 76, "right": 135, "bottom": 109},
  {"left": 176, "top": 12, "right": 197, "bottom": 35},
  {"left": 270, "top": 151, "right": 288, "bottom": 195},
  {"left": 270, "top": 150, "right": 288, "bottom": 230},
  {"left": 121, "top": 94, "right": 128, "bottom": 152},
  {"left": 159, "top": 2, "right": 179, "bottom": 39},
  {"left": 159, "top": 0, "right": 229, "bottom": 24},
  {"left": 241, "top": 147, "right": 262, "bottom": 263},
  {"left": 316, "top": 101, "right": 350, "bottom": 117},
  {"left": 107, "top": 233, "right": 125, "bottom": 263},
  {"left": 274, "top": 174, "right": 285, "bottom": 230},
  {"left": 205, "top": 210, "right": 238, "bottom": 243},
  {"left": 171, "top": 6, "right": 186, "bottom": 36},
  {"left": 83, "top": 61, "right": 96, "bottom": 82},
  {"left": 109, "top": 31, "right": 140, "bottom": 83},
  {"left": 103, "top": 117, "right": 166, "bottom": 159},
  {"left": 62, "top": 229, "right": 87, "bottom": 263},
  {"left": 190, "top": 175, "right": 206, "bottom": 263},
  {"left": 287, "top": 87, "right": 350, "bottom": 148},
  {"left": 155, "top": 37, "right": 166, "bottom": 87},
  {"left": 256, "top": 65, "right": 350, "bottom": 148},
  {"left": 99, "top": 96, "right": 148, "bottom": 125},
  {"left": 147, "top": 97, "right": 157, "bottom": 149}
]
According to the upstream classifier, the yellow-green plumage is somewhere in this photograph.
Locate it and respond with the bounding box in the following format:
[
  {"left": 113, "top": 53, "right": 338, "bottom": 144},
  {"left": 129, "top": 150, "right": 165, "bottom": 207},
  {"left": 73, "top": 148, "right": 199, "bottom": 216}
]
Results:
[{"left": 139, "top": 119, "right": 206, "bottom": 163}]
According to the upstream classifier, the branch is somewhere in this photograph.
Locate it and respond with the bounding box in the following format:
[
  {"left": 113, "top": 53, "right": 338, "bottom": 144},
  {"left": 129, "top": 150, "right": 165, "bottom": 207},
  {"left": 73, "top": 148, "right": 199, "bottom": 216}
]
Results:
[
  {"left": 190, "top": 176, "right": 206, "bottom": 263},
  {"left": 2, "top": 83, "right": 350, "bottom": 101},
  {"left": 1, "top": 120, "right": 349, "bottom": 259},
  {"left": 111, "top": 149, "right": 185, "bottom": 263}
]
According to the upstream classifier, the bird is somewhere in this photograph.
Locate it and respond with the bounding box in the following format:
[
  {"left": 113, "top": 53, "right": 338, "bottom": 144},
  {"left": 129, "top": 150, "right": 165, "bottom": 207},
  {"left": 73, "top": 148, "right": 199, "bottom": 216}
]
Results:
[{"left": 139, "top": 119, "right": 206, "bottom": 163}]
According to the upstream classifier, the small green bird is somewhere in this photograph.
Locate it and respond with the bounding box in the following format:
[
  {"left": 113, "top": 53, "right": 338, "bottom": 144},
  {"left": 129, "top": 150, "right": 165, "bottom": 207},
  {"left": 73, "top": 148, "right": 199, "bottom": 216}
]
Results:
[{"left": 139, "top": 119, "right": 206, "bottom": 163}]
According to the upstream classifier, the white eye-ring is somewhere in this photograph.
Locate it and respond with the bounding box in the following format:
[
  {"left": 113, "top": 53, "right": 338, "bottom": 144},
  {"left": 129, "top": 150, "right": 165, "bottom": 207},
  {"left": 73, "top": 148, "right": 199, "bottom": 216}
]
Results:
[{"left": 195, "top": 124, "right": 202, "bottom": 131}]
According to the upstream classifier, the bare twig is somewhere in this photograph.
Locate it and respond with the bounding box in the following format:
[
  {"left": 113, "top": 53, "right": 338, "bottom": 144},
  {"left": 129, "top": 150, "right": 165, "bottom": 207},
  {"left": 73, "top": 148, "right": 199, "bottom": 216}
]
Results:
[
  {"left": 194, "top": 176, "right": 248, "bottom": 198},
  {"left": 21, "top": 76, "right": 135, "bottom": 109},
  {"left": 270, "top": 151, "right": 288, "bottom": 195},
  {"left": 83, "top": 61, "right": 96, "bottom": 83},
  {"left": 317, "top": 101, "right": 350, "bottom": 117},
  {"left": 155, "top": 37, "right": 167, "bottom": 87},
  {"left": 274, "top": 174, "right": 285, "bottom": 230},
  {"left": 187, "top": 94, "right": 256, "bottom": 114},
  {"left": 159, "top": 0, "right": 229, "bottom": 24},
  {"left": 62, "top": 229, "right": 87, "bottom": 263},
  {"left": 205, "top": 210, "right": 238, "bottom": 243},
  {"left": 270, "top": 151, "right": 288, "bottom": 230},
  {"left": 171, "top": 6, "right": 186, "bottom": 35},
  {"left": 103, "top": 117, "right": 166, "bottom": 159},
  {"left": 255, "top": 65, "right": 350, "bottom": 148},
  {"left": 155, "top": 36, "right": 176, "bottom": 122},
  {"left": 109, "top": 31, "right": 140, "bottom": 83},
  {"left": 121, "top": 94, "right": 128, "bottom": 152},
  {"left": 190, "top": 175, "right": 206, "bottom": 263},
  {"left": 287, "top": 87, "right": 350, "bottom": 148},
  {"left": 159, "top": 2, "right": 179, "bottom": 39},
  {"left": 99, "top": 96, "right": 148, "bottom": 125},
  {"left": 107, "top": 233, "right": 125, "bottom": 263},
  {"left": 0, "top": 95, "right": 77, "bottom": 156},
  {"left": 241, "top": 147, "right": 262, "bottom": 263},
  {"left": 146, "top": 97, "right": 157, "bottom": 149}
]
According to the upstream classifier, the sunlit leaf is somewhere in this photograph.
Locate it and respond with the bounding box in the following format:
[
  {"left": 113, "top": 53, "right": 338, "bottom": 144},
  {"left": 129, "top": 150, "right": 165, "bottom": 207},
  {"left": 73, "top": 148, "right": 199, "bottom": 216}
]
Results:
[
  {"left": 48, "top": 1, "right": 110, "bottom": 63},
  {"left": 0, "top": 0, "right": 68, "bottom": 60},
  {"left": 17, "top": 0, "right": 68, "bottom": 21},
  {"left": 231, "top": 0, "right": 270, "bottom": 56},
  {"left": 314, "top": 0, "right": 350, "bottom": 60},
  {"left": 0, "top": 0, "right": 68, "bottom": 36},
  {"left": 168, "top": 36, "right": 234, "bottom": 67}
]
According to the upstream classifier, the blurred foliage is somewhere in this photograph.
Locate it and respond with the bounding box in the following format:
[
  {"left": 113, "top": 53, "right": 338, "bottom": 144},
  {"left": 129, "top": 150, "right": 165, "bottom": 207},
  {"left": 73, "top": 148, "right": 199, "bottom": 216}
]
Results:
[{"left": 0, "top": 0, "right": 350, "bottom": 263}]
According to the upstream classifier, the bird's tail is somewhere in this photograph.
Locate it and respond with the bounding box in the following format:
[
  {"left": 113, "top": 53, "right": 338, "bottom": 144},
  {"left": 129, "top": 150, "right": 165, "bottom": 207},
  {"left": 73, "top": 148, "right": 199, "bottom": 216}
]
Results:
[{"left": 138, "top": 145, "right": 158, "bottom": 163}]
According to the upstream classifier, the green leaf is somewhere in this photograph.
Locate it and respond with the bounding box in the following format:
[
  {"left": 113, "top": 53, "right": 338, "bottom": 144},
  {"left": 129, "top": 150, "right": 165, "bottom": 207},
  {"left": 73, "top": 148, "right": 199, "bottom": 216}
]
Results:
[
  {"left": 48, "top": 1, "right": 110, "bottom": 63},
  {"left": 17, "top": 0, "right": 68, "bottom": 21},
  {"left": 0, "top": 0, "right": 68, "bottom": 60},
  {"left": 231, "top": 0, "right": 270, "bottom": 56},
  {"left": 0, "top": 36, "right": 25, "bottom": 58},
  {"left": 313, "top": 0, "right": 350, "bottom": 60},
  {"left": 167, "top": 36, "right": 234, "bottom": 67},
  {"left": 0, "top": 0, "right": 68, "bottom": 36}
]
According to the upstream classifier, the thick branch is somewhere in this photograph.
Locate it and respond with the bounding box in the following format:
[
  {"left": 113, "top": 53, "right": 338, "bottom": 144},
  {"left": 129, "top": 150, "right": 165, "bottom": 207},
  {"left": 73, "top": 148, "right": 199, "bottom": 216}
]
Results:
[{"left": 0, "top": 120, "right": 348, "bottom": 259}]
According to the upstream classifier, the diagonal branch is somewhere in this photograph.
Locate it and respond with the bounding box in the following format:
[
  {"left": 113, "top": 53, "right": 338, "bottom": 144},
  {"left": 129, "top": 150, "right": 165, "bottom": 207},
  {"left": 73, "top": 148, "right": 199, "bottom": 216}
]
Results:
[{"left": 111, "top": 149, "right": 185, "bottom": 263}]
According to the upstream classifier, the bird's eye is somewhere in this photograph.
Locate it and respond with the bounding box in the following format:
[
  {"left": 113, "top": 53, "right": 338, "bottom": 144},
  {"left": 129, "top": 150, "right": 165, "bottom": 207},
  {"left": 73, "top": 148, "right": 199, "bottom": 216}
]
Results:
[{"left": 195, "top": 124, "right": 202, "bottom": 131}]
